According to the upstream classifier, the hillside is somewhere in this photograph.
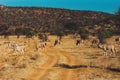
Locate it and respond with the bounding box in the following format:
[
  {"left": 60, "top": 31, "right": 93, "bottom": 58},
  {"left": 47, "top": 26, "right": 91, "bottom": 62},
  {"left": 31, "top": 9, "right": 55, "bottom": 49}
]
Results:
[
  {"left": 0, "top": 5, "right": 120, "bottom": 80},
  {"left": 0, "top": 5, "right": 113, "bottom": 32}
]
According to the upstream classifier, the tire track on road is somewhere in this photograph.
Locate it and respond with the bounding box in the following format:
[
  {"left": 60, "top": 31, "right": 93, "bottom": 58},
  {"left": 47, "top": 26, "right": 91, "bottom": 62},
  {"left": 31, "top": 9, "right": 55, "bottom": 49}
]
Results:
[
  {"left": 60, "top": 50, "right": 77, "bottom": 80},
  {"left": 27, "top": 47, "right": 77, "bottom": 80},
  {"left": 36, "top": 48, "right": 71, "bottom": 80},
  {"left": 27, "top": 50, "right": 58, "bottom": 80}
]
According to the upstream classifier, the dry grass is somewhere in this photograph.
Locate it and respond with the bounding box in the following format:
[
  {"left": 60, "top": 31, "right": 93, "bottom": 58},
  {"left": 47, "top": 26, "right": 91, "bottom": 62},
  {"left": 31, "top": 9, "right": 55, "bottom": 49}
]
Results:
[{"left": 0, "top": 35, "right": 120, "bottom": 80}]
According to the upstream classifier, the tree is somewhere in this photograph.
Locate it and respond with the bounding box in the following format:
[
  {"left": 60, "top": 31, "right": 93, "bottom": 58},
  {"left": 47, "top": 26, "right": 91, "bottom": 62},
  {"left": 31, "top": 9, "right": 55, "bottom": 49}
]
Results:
[
  {"left": 26, "top": 30, "right": 36, "bottom": 38},
  {"left": 38, "top": 33, "right": 43, "bottom": 40},
  {"left": 3, "top": 31, "right": 10, "bottom": 39},
  {"left": 0, "top": 25, "right": 9, "bottom": 35},
  {"left": 64, "top": 22, "right": 80, "bottom": 33},
  {"left": 78, "top": 28, "right": 89, "bottom": 40},
  {"left": 15, "top": 28, "right": 23, "bottom": 38},
  {"left": 24, "top": 28, "right": 36, "bottom": 38},
  {"left": 98, "top": 28, "right": 115, "bottom": 43},
  {"left": 38, "top": 32, "right": 48, "bottom": 41},
  {"left": 55, "top": 30, "right": 65, "bottom": 40}
]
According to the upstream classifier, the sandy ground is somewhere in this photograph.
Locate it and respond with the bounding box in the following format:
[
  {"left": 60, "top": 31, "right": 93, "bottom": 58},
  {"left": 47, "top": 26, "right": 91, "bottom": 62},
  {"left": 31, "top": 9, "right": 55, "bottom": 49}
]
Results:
[{"left": 0, "top": 35, "right": 120, "bottom": 80}]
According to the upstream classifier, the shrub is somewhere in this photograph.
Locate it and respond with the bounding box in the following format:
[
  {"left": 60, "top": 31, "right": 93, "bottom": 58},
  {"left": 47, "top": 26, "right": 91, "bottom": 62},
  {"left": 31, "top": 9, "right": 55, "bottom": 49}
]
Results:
[
  {"left": 25, "top": 30, "right": 36, "bottom": 38},
  {"left": 15, "top": 28, "right": 24, "bottom": 38},
  {"left": 38, "top": 33, "right": 48, "bottom": 41},
  {"left": 98, "top": 28, "right": 115, "bottom": 43},
  {"left": 0, "top": 25, "right": 9, "bottom": 35},
  {"left": 38, "top": 33, "right": 43, "bottom": 39},
  {"left": 80, "top": 33, "right": 89, "bottom": 40},
  {"left": 24, "top": 28, "right": 36, "bottom": 38},
  {"left": 78, "top": 28, "right": 89, "bottom": 40},
  {"left": 64, "top": 22, "right": 80, "bottom": 32}
]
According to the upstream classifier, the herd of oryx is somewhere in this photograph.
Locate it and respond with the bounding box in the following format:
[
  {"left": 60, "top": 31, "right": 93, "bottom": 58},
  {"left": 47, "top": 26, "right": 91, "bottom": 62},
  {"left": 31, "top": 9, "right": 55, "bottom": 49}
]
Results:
[
  {"left": 53, "top": 36, "right": 120, "bottom": 56},
  {"left": 0, "top": 40, "right": 47, "bottom": 55},
  {"left": 0, "top": 36, "right": 120, "bottom": 56},
  {"left": 75, "top": 37, "right": 120, "bottom": 56}
]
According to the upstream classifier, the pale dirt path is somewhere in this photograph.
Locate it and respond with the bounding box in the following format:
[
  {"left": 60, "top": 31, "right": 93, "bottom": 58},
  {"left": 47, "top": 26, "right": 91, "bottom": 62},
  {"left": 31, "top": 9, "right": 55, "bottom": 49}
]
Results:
[
  {"left": 27, "top": 45, "right": 104, "bottom": 80},
  {"left": 35, "top": 49, "right": 60, "bottom": 80},
  {"left": 27, "top": 50, "right": 58, "bottom": 80},
  {"left": 60, "top": 50, "right": 78, "bottom": 80},
  {"left": 42, "top": 50, "right": 76, "bottom": 80},
  {"left": 42, "top": 48, "right": 78, "bottom": 80},
  {"left": 27, "top": 46, "right": 78, "bottom": 80}
]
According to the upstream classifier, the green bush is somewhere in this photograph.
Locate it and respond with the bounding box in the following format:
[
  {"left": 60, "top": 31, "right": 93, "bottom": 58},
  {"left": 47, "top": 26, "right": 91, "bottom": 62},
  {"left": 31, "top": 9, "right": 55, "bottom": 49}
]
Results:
[
  {"left": 80, "top": 33, "right": 89, "bottom": 40},
  {"left": 98, "top": 28, "right": 115, "bottom": 43},
  {"left": 0, "top": 25, "right": 9, "bottom": 35},
  {"left": 38, "top": 33, "right": 43, "bottom": 39},
  {"left": 24, "top": 28, "right": 36, "bottom": 38},
  {"left": 15, "top": 28, "right": 24, "bottom": 38},
  {"left": 38, "top": 33, "right": 48, "bottom": 41},
  {"left": 78, "top": 28, "right": 89, "bottom": 40},
  {"left": 64, "top": 22, "right": 80, "bottom": 32}
]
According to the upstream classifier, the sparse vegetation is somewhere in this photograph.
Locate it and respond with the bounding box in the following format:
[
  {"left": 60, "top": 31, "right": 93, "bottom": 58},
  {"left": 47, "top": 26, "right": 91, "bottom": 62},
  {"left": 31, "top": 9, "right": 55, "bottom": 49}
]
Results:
[
  {"left": 0, "top": 25, "right": 9, "bottom": 36},
  {"left": 98, "top": 27, "right": 115, "bottom": 43},
  {"left": 15, "top": 28, "right": 23, "bottom": 38},
  {"left": 64, "top": 22, "right": 80, "bottom": 32},
  {"left": 0, "top": 5, "right": 114, "bottom": 35},
  {"left": 0, "top": 5, "right": 119, "bottom": 39},
  {"left": 25, "top": 30, "right": 36, "bottom": 38},
  {"left": 78, "top": 28, "right": 89, "bottom": 40},
  {"left": 38, "top": 32, "right": 48, "bottom": 41},
  {"left": 0, "top": 5, "right": 120, "bottom": 80}
]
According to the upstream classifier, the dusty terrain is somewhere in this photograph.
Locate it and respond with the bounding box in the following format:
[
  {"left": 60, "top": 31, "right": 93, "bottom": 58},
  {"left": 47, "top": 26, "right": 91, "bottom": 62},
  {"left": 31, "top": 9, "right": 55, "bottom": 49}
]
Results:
[{"left": 0, "top": 35, "right": 120, "bottom": 80}]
